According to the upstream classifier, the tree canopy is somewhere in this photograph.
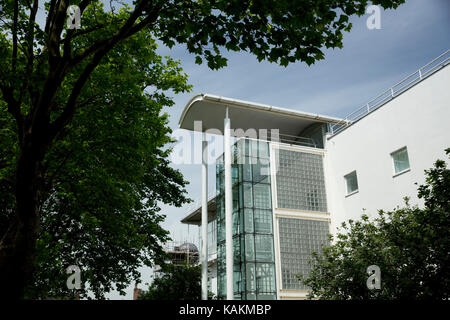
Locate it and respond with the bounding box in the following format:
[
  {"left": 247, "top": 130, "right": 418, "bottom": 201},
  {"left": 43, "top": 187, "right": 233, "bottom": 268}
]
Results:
[
  {"left": 301, "top": 149, "right": 450, "bottom": 299},
  {"left": 1, "top": 14, "right": 193, "bottom": 299},
  {"left": 0, "top": 0, "right": 405, "bottom": 299},
  {"left": 139, "top": 264, "right": 203, "bottom": 300}
]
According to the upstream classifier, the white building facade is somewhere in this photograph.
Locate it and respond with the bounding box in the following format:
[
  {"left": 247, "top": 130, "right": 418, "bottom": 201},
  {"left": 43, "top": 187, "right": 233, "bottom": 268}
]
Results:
[{"left": 179, "top": 50, "right": 449, "bottom": 300}]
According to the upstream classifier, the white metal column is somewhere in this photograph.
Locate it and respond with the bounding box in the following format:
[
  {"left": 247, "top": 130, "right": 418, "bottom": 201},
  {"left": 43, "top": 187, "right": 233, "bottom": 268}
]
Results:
[
  {"left": 224, "top": 108, "right": 234, "bottom": 300},
  {"left": 201, "top": 133, "right": 208, "bottom": 300}
]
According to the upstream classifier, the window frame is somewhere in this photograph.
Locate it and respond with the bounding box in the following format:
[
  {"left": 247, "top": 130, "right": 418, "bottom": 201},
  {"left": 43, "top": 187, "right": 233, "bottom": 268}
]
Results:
[
  {"left": 344, "top": 170, "right": 359, "bottom": 196},
  {"left": 391, "top": 146, "right": 411, "bottom": 177}
]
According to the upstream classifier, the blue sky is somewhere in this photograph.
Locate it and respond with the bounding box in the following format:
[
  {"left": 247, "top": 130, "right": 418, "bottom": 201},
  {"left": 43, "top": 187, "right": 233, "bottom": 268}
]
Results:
[{"left": 100, "top": 0, "right": 450, "bottom": 298}]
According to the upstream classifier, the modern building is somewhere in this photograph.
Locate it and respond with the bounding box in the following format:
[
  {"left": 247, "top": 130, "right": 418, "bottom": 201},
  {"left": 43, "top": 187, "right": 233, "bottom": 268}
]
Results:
[
  {"left": 179, "top": 50, "right": 449, "bottom": 300},
  {"left": 133, "top": 242, "right": 199, "bottom": 300},
  {"left": 152, "top": 241, "right": 199, "bottom": 279}
]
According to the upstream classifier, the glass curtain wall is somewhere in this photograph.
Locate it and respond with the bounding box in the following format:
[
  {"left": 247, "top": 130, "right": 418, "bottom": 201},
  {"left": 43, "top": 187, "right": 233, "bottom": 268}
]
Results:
[
  {"left": 207, "top": 219, "right": 217, "bottom": 259},
  {"left": 216, "top": 139, "right": 276, "bottom": 300}
]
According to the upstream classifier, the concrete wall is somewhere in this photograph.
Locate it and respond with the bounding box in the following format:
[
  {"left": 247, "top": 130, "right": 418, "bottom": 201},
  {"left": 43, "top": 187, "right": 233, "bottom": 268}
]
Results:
[{"left": 325, "top": 65, "right": 450, "bottom": 235}]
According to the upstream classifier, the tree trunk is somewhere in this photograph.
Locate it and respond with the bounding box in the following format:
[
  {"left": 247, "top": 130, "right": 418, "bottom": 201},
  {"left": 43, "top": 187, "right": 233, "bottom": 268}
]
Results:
[{"left": 0, "top": 143, "right": 43, "bottom": 299}]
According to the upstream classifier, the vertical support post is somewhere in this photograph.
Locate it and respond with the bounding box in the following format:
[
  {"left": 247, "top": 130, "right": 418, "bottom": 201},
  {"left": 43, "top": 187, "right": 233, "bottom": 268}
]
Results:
[
  {"left": 201, "top": 133, "right": 208, "bottom": 300},
  {"left": 224, "top": 107, "right": 234, "bottom": 300}
]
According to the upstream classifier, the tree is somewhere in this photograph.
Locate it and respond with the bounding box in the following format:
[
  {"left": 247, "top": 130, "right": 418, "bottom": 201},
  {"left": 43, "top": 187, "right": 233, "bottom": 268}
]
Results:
[
  {"left": 1, "top": 14, "right": 193, "bottom": 299},
  {"left": 300, "top": 149, "right": 450, "bottom": 300},
  {"left": 0, "top": 0, "right": 405, "bottom": 299},
  {"left": 139, "top": 263, "right": 203, "bottom": 300}
]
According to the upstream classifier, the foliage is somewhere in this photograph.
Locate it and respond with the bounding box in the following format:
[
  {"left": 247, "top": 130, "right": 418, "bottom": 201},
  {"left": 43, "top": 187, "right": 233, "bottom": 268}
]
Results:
[
  {"left": 139, "top": 264, "right": 202, "bottom": 300},
  {"left": 300, "top": 149, "right": 450, "bottom": 300},
  {"left": 0, "top": 6, "right": 193, "bottom": 299}
]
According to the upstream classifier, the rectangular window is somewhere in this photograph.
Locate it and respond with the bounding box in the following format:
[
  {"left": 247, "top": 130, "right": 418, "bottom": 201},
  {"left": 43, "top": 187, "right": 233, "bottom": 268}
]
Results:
[
  {"left": 391, "top": 147, "right": 410, "bottom": 175},
  {"left": 344, "top": 171, "right": 358, "bottom": 195}
]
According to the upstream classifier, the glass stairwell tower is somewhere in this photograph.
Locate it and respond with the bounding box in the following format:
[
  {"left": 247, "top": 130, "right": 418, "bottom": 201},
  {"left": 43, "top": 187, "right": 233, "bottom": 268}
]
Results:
[{"left": 216, "top": 139, "right": 276, "bottom": 300}]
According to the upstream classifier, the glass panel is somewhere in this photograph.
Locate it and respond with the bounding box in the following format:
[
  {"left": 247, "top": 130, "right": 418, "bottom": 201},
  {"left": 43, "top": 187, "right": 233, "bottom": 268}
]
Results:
[
  {"left": 233, "top": 186, "right": 239, "bottom": 213},
  {"left": 276, "top": 149, "right": 327, "bottom": 211},
  {"left": 234, "top": 268, "right": 242, "bottom": 295},
  {"left": 233, "top": 236, "right": 241, "bottom": 264},
  {"left": 240, "top": 235, "right": 246, "bottom": 262},
  {"left": 244, "top": 209, "right": 254, "bottom": 233},
  {"left": 250, "top": 139, "right": 259, "bottom": 158},
  {"left": 246, "top": 292, "right": 257, "bottom": 300},
  {"left": 232, "top": 164, "right": 239, "bottom": 184},
  {"left": 253, "top": 184, "right": 272, "bottom": 209},
  {"left": 236, "top": 139, "right": 246, "bottom": 164},
  {"left": 254, "top": 209, "right": 273, "bottom": 234},
  {"left": 278, "top": 217, "right": 329, "bottom": 290},
  {"left": 243, "top": 157, "right": 252, "bottom": 182},
  {"left": 232, "top": 211, "right": 240, "bottom": 235},
  {"left": 246, "top": 263, "right": 256, "bottom": 292},
  {"left": 258, "top": 141, "right": 270, "bottom": 159},
  {"left": 244, "top": 139, "right": 250, "bottom": 158},
  {"left": 239, "top": 182, "right": 244, "bottom": 209},
  {"left": 252, "top": 161, "right": 271, "bottom": 184},
  {"left": 243, "top": 182, "right": 253, "bottom": 208},
  {"left": 207, "top": 219, "right": 217, "bottom": 258},
  {"left": 218, "top": 274, "right": 226, "bottom": 297},
  {"left": 255, "top": 235, "right": 274, "bottom": 261},
  {"left": 256, "top": 263, "right": 276, "bottom": 294},
  {"left": 217, "top": 216, "right": 225, "bottom": 242},
  {"left": 245, "top": 234, "right": 255, "bottom": 261}
]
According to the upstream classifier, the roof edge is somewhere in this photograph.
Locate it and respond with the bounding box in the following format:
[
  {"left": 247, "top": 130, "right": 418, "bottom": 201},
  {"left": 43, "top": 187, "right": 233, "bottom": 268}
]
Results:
[{"left": 178, "top": 93, "right": 344, "bottom": 130}]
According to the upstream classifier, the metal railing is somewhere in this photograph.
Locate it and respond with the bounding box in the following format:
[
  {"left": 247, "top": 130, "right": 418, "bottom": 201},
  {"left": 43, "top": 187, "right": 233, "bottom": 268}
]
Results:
[
  {"left": 277, "top": 133, "right": 318, "bottom": 148},
  {"left": 237, "top": 133, "right": 318, "bottom": 148},
  {"left": 329, "top": 49, "right": 450, "bottom": 136}
]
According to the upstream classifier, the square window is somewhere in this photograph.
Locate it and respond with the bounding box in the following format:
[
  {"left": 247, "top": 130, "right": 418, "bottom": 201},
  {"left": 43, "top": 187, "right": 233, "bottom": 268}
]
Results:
[
  {"left": 344, "top": 171, "right": 358, "bottom": 195},
  {"left": 391, "top": 147, "right": 410, "bottom": 175}
]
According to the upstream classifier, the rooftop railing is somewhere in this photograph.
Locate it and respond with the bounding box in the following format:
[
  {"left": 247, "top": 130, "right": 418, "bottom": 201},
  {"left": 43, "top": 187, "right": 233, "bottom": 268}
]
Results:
[
  {"left": 277, "top": 133, "right": 318, "bottom": 148},
  {"left": 234, "top": 133, "right": 319, "bottom": 148},
  {"left": 329, "top": 49, "right": 450, "bottom": 136}
]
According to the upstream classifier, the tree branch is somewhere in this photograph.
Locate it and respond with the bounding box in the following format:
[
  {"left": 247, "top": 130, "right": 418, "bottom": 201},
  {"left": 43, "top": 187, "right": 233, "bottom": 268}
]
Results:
[
  {"left": 12, "top": 0, "right": 18, "bottom": 72},
  {"left": 19, "top": 0, "right": 39, "bottom": 107},
  {"left": 68, "top": 0, "right": 149, "bottom": 68},
  {"left": 0, "top": 83, "right": 24, "bottom": 146},
  {"left": 60, "top": 24, "right": 105, "bottom": 44},
  {"left": 50, "top": 2, "right": 158, "bottom": 138},
  {"left": 62, "top": 0, "right": 94, "bottom": 62},
  {"left": 44, "top": 149, "right": 74, "bottom": 191},
  {"left": 44, "top": 0, "right": 58, "bottom": 35}
]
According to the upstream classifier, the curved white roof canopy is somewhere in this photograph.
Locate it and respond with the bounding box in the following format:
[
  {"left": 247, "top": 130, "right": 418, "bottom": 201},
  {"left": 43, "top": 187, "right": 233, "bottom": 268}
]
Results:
[
  {"left": 181, "top": 196, "right": 216, "bottom": 226},
  {"left": 179, "top": 94, "right": 344, "bottom": 137}
]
